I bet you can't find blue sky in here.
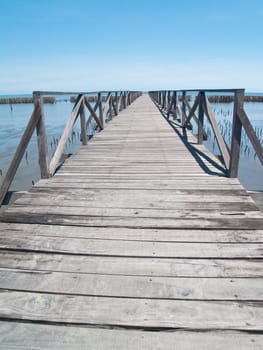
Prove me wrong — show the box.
[1,0,263,93]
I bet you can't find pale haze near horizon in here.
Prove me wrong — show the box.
[0,0,263,94]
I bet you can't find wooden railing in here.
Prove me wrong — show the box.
[0,90,142,206]
[149,89,263,178]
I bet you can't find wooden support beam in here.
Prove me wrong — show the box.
[183,97,207,141]
[237,108,263,165]
[183,93,200,128]
[102,93,112,124]
[84,97,103,130]
[49,95,83,175]
[203,95,230,169]
[229,89,263,177]
[85,95,100,130]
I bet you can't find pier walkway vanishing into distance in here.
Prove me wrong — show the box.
[0,92,263,349]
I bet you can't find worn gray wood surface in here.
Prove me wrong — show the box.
[1,290,263,330]
[0,269,262,300]
[1,322,262,350]
[0,94,262,348]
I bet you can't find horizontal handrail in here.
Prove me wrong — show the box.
[33,90,141,96]
[149,89,263,178]
[0,90,142,206]
[150,88,244,93]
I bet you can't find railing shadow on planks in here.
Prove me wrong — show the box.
[0,90,142,206]
[149,89,263,178]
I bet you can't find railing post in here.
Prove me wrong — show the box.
[33,92,50,178]
[167,91,170,116]
[115,92,119,115]
[123,92,127,109]
[98,92,104,129]
[127,92,131,105]
[198,92,205,144]
[159,92,162,105]
[162,91,166,109]
[229,89,245,177]
[109,95,113,120]
[117,92,122,112]
[182,91,186,125]
[80,97,88,145]
[173,91,177,120]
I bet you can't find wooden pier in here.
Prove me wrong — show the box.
[0,94,263,349]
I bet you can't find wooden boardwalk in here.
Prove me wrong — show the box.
[0,94,263,349]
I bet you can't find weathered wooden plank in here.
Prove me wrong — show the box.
[38,176,244,185]
[38,175,244,184]
[3,204,262,220]
[1,251,262,278]
[59,167,205,174]
[1,291,263,330]
[62,162,218,168]
[12,186,257,211]
[40,176,242,183]
[31,183,245,191]
[13,197,257,211]
[37,175,244,184]
[1,210,262,230]
[1,322,262,350]
[1,232,262,257]
[0,269,262,300]
[56,172,223,178]
[15,187,253,201]
[1,223,263,243]
[32,185,246,197]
